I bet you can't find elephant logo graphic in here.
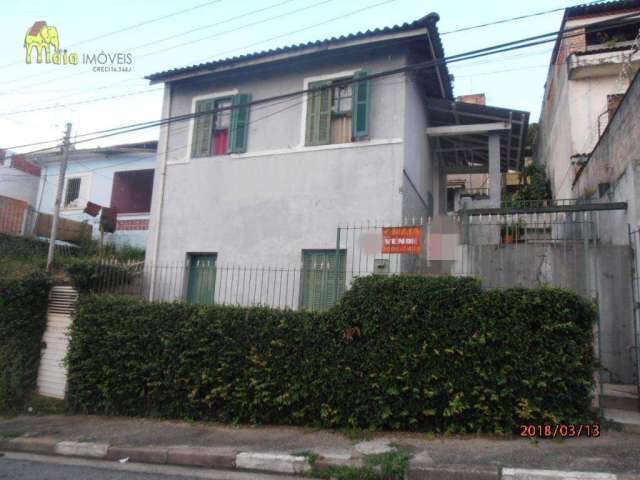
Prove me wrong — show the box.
[24,21,77,65]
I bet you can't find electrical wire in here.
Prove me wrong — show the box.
[4,8,640,155]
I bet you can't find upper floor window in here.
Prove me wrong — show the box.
[305,70,370,146]
[191,94,251,158]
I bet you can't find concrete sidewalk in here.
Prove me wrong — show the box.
[1,415,640,479]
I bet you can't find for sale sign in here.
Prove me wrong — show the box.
[382,226,422,254]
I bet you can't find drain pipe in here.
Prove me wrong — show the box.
[148,83,172,301]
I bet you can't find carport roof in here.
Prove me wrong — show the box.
[424,97,530,174]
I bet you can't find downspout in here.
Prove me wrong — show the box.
[149,82,172,300]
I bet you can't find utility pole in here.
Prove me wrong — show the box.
[46,123,72,272]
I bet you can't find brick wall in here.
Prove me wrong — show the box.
[116,218,149,231]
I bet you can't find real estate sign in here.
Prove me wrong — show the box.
[382,226,422,254]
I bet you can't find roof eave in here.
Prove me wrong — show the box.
[147,27,429,85]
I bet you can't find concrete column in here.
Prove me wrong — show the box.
[489,133,501,207]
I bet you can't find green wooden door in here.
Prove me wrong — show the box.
[301,250,346,311]
[186,254,217,305]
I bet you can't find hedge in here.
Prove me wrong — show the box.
[66,276,596,432]
[0,272,51,412]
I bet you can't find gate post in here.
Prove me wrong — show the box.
[334,226,341,306]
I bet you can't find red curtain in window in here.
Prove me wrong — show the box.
[212,130,228,156]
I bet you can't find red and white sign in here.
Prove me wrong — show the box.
[382,226,422,254]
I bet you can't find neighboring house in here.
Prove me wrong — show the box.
[0,150,41,207]
[31,141,157,248]
[536,0,640,199]
[573,68,640,241]
[0,151,41,235]
[145,12,528,305]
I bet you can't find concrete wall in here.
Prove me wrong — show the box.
[150,48,416,268]
[537,54,576,199]
[0,166,39,206]
[456,242,636,384]
[37,152,156,248]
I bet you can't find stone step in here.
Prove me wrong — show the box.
[601,384,639,412]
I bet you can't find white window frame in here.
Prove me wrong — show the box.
[299,69,359,148]
[179,89,239,165]
[62,173,92,211]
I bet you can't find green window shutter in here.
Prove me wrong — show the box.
[305,81,331,146]
[187,254,217,305]
[324,250,346,308]
[302,251,324,311]
[191,99,215,158]
[301,250,346,311]
[352,70,371,140]
[229,93,251,153]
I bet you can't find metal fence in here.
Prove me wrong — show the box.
[628,226,640,388]
[90,209,613,309]
[92,218,435,311]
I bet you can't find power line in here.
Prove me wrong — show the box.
[5,9,640,155]
[0,0,396,118]
[0,0,226,71]
[0,0,331,96]
[0,76,408,183]
[0,87,164,116]
[440,0,605,35]
[0,0,302,92]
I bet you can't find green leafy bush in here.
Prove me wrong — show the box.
[64,259,132,292]
[0,272,51,412]
[66,276,596,432]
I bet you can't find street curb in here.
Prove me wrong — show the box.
[502,468,617,480]
[236,452,311,474]
[167,446,236,469]
[2,438,640,479]
[0,437,58,455]
[55,441,110,458]
[106,445,168,464]
[408,463,500,480]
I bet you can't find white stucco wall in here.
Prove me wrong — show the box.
[0,166,39,206]
[402,75,432,220]
[149,48,419,269]
[36,152,156,248]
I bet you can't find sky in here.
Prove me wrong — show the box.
[0,0,574,153]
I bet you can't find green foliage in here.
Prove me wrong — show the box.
[64,259,132,292]
[312,452,409,480]
[0,272,51,412]
[0,234,49,258]
[66,276,596,432]
[510,162,550,208]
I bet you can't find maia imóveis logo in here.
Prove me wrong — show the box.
[24,21,78,65]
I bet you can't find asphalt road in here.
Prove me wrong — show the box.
[0,452,309,480]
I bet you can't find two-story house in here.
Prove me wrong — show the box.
[145,12,528,307]
[536,0,640,200]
